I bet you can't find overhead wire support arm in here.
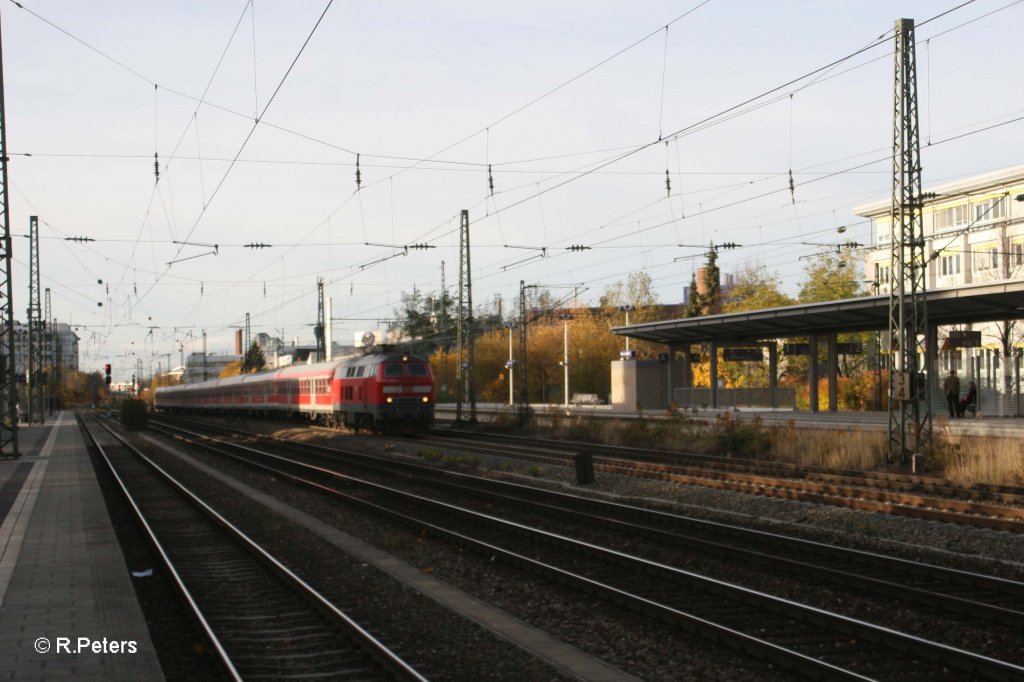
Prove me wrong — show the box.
[166,249,218,266]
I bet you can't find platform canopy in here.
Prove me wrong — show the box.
[612,281,1024,345]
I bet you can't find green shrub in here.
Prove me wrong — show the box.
[418,446,444,462]
[708,413,774,458]
[120,399,148,431]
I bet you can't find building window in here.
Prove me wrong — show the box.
[973,196,1006,224]
[974,246,999,271]
[939,254,960,276]
[933,204,971,231]
[873,263,890,291]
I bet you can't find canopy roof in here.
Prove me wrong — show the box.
[613,281,1024,345]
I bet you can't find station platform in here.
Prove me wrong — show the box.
[0,411,164,680]
[437,402,1024,438]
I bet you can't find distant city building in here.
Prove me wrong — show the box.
[2,320,80,379]
[183,353,241,383]
[180,338,360,382]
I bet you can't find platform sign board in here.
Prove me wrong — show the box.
[783,343,809,356]
[723,348,763,361]
[891,371,912,401]
[947,330,982,348]
[836,342,863,355]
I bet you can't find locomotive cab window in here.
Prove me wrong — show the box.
[383,364,404,377]
[408,364,428,377]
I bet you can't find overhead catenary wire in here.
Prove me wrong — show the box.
[12,0,1018,361]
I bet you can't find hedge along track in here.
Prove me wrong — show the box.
[79,415,427,682]
[145,417,1024,681]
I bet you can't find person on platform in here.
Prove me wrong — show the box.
[942,370,960,417]
[957,381,977,418]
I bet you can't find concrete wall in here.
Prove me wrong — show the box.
[610,360,667,411]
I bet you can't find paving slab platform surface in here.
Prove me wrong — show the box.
[0,411,164,681]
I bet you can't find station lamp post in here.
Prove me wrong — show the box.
[619,304,636,353]
[559,313,574,407]
[506,322,516,406]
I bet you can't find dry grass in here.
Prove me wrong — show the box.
[545,415,1023,486]
[930,429,1024,486]
[774,425,888,471]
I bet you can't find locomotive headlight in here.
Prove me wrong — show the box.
[386,397,393,404]
[421,396,429,403]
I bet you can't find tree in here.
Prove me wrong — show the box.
[393,288,455,356]
[685,271,702,318]
[219,360,242,378]
[797,246,873,401]
[799,247,863,303]
[722,266,794,313]
[601,271,659,310]
[241,342,267,373]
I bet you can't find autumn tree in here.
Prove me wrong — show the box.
[796,246,874,407]
[219,360,242,378]
[722,266,794,313]
[55,370,105,407]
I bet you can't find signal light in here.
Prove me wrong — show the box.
[104,363,112,386]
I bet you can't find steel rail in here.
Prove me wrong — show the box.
[146,418,1024,682]
[87,416,428,682]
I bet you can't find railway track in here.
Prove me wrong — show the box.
[79,415,427,682]
[145,416,1024,681]
[414,429,1024,531]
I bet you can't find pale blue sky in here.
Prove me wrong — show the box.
[2,1,1022,379]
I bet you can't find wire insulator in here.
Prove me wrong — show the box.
[665,169,671,198]
[154,153,160,183]
[355,153,362,190]
[488,164,495,196]
[788,169,795,204]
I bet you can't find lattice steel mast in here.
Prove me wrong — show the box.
[455,210,476,424]
[244,312,251,355]
[0,11,16,455]
[888,18,931,463]
[27,215,43,424]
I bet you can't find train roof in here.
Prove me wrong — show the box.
[155,348,429,395]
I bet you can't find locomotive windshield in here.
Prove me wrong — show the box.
[381,363,430,377]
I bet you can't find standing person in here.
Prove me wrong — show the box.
[943,369,960,417]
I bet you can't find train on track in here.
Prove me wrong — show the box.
[154,348,435,433]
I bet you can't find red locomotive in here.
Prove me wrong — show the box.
[154,349,434,433]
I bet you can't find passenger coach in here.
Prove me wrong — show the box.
[155,349,434,433]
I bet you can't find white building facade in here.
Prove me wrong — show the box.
[856,165,1024,413]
